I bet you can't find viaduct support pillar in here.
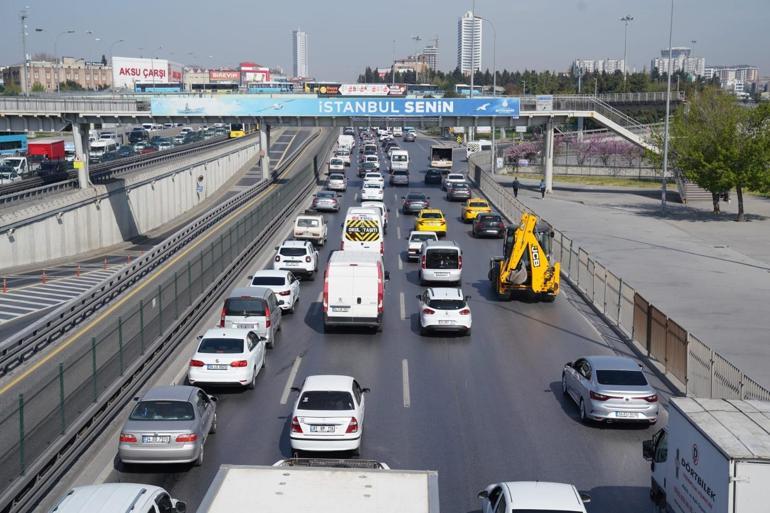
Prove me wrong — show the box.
[259,122,270,182]
[72,122,91,189]
[544,119,555,193]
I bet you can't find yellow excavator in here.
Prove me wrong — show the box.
[488,212,560,301]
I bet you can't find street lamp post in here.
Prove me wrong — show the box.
[109,39,124,66]
[391,39,396,86]
[20,10,30,96]
[478,16,497,171]
[54,29,76,94]
[620,15,633,91]
[661,0,674,212]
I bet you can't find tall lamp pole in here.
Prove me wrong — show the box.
[54,29,76,94]
[661,0,674,212]
[20,9,31,96]
[620,15,633,91]
[391,39,396,86]
[479,16,497,170]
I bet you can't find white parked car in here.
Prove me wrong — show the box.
[417,288,472,336]
[329,157,345,172]
[363,172,384,186]
[290,375,369,454]
[407,231,438,261]
[248,270,300,313]
[360,182,384,201]
[188,328,267,389]
[273,240,319,279]
[327,173,347,192]
[478,481,591,513]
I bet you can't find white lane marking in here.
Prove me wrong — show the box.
[402,359,411,408]
[396,225,401,239]
[396,209,400,219]
[399,292,406,320]
[398,258,403,271]
[394,192,398,201]
[281,356,303,405]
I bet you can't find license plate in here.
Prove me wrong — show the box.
[616,411,637,418]
[435,272,448,276]
[238,324,257,329]
[439,320,455,325]
[309,425,336,433]
[207,364,228,370]
[486,229,498,233]
[331,306,349,312]
[142,435,170,444]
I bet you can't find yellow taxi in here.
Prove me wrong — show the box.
[461,198,492,223]
[415,209,447,237]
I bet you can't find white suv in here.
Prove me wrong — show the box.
[273,240,319,279]
[47,483,187,513]
[478,481,590,513]
[417,288,472,336]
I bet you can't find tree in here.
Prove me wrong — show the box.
[31,82,45,93]
[2,83,21,96]
[661,88,770,220]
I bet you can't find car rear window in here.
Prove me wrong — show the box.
[406,194,426,200]
[596,370,648,386]
[298,391,355,410]
[317,192,335,198]
[329,174,344,180]
[478,215,501,222]
[421,212,443,219]
[469,201,487,207]
[411,233,437,242]
[130,400,195,421]
[364,183,381,189]
[427,298,466,310]
[251,276,286,286]
[198,338,244,354]
[393,171,408,176]
[224,297,267,316]
[452,183,469,189]
[392,155,407,161]
[426,249,459,269]
[279,247,308,257]
[297,218,320,227]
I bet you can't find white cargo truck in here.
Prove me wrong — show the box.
[643,397,770,513]
[196,462,439,513]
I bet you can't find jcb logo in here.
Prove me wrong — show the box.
[531,245,541,267]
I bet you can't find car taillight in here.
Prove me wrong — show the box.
[590,391,618,401]
[265,305,271,328]
[219,308,226,327]
[377,265,384,313]
[642,394,658,403]
[291,416,303,433]
[278,290,291,296]
[459,308,471,315]
[380,241,384,255]
[322,269,329,312]
[421,255,426,269]
[346,417,359,433]
[119,433,137,443]
[305,255,312,263]
[190,359,204,367]
[422,308,435,315]
[176,433,198,443]
[458,255,463,270]
[230,360,248,367]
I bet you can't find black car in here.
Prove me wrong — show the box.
[401,192,430,214]
[447,182,472,201]
[128,128,149,143]
[472,213,506,238]
[424,169,443,185]
[359,161,379,177]
[116,145,136,158]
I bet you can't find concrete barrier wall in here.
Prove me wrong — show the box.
[0,139,259,270]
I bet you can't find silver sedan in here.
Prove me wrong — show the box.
[118,385,216,466]
[561,355,659,424]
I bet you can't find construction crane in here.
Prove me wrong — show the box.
[488,212,560,301]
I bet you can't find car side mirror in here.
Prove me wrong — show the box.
[259,336,268,342]
[208,395,218,402]
[384,271,390,280]
[416,294,422,300]
[274,246,279,251]
[174,501,187,513]
[133,396,140,401]
[465,295,472,301]
[197,335,203,340]
[247,275,253,280]
[290,387,301,393]
[362,387,371,393]
[642,439,654,461]
[565,361,573,368]
[401,196,405,199]
[579,492,591,504]
[477,490,489,500]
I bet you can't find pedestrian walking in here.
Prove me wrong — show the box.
[539,179,546,199]
[512,177,520,198]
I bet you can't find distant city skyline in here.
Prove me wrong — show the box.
[2,0,768,82]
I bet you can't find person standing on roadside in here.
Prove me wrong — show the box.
[512,177,520,198]
[539,179,546,199]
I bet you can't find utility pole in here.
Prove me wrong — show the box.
[391,39,396,86]
[20,9,29,96]
[620,15,634,92]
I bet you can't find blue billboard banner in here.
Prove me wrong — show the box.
[151,96,520,118]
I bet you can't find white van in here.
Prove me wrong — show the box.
[337,134,355,150]
[323,250,387,331]
[47,483,186,513]
[390,149,409,172]
[392,127,403,137]
[88,140,117,162]
[419,240,463,285]
[466,140,492,160]
[341,210,384,254]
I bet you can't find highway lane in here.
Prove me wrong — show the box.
[90,131,672,513]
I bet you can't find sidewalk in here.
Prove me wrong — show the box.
[496,174,770,390]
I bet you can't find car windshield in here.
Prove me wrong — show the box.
[596,370,648,386]
[280,247,308,256]
[130,400,195,421]
[329,174,344,180]
[421,212,442,219]
[297,218,320,227]
[452,183,469,189]
[251,276,286,286]
[224,297,267,316]
[411,233,437,242]
[392,155,407,161]
[478,215,501,222]
[469,201,488,207]
[426,250,459,269]
[331,159,343,165]
[427,298,466,310]
[393,171,408,176]
[198,338,244,354]
[298,391,355,410]
[364,183,381,189]
[317,192,335,199]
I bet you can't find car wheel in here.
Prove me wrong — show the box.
[210,413,218,434]
[247,368,256,390]
[419,272,426,286]
[561,374,568,396]
[420,325,428,336]
[287,300,295,314]
[463,327,471,337]
[579,399,588,424]
[262,351,267,370]
[194,445,205,467]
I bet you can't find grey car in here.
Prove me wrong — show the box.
[118,385,216,466]
[446,182,472,201]
[390,170,409,186]
[561,355,659,424]
[312,191,340,212]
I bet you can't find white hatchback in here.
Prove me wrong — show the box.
[188,328,267,389]
[407,231,438,260]
[327,173,347,192]
[361,182,384,201]
[249,270,300,313]
[363,172,384,186]
[479,481,590,513]
[418,288,472,336]
[290,375,369,454]
[329,158,345,172]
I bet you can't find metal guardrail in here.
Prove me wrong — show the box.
[468,154,770,403]
[0,128,333,513]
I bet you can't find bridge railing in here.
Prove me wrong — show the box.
[0,96,148,114]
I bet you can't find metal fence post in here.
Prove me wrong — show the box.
[174,271,179,319]
[91,337,97,402]
[139,299,145,355]
[710,350,715,398]
[616,278,623,327]
[158,285,163,337]
[187,260,192,305]
[59,363,65,434]
[118,316,124,376]
[603,268,608,314]
[19,393,25,475]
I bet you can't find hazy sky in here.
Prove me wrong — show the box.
[2,0,768,81]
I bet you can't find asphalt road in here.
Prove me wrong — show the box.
[92,132,673,513]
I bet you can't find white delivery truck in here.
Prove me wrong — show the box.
[197,462,439,513]
[643,397,770,513]
[430,145,453,169]
[323,251,387,331]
